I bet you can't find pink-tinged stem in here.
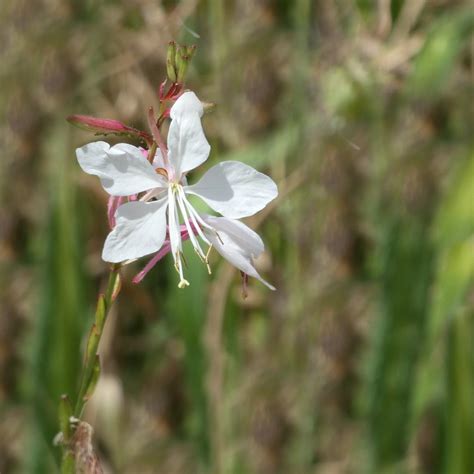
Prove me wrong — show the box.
[132,243,172,284]
[158,79,167,100]
[132,226,192,283]
[147,107,170,169]
[158,80,182,101]
[165,83,183,100]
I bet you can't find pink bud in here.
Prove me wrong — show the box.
[67,115,152,144]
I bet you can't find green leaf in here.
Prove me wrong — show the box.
[366,214,434,470]
[412,152,474,471]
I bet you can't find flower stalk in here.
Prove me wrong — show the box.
[75,265,121,417]
[59,265,121,473]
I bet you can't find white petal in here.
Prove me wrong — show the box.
[202,215,275,290]
[76,141,166,196]
[170,91,204,119]
[167,95,210,176]
[186,161,278,219]
[203,215,264,256]
[102,198,168,263]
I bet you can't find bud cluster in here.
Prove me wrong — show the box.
[166,41,196,84]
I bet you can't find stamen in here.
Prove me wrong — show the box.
[169,185,195,287]
[205,245,213,275]
[176,189,206,260]
[168,184,221,286]
[179,190,217,274]
[184,203,213,248]
[155,167,168,179]
[178,188,212,246]
[175,251,189,288]
[194,248,206,263]
[180,250,188,268]
[184,199,215,232]
[215,231,224,245]
[180,193,223,245]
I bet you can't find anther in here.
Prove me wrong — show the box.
[215,232,224,245]
[155,167,168,179]
[194,248,205,263]
[180,250,188,268]
[205,245,213,275]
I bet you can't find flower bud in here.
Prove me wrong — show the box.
[67,115,152,145]
[67,115,129,133]
[175,44,196,83]
[166,41,177,83]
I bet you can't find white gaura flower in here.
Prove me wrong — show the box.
[76,91,278,289]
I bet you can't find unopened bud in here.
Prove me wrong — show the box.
[66,115,152,145]
[166,41,177,83]
[175,44,197,83]
[184,44,197,59]
[67,115,129,133]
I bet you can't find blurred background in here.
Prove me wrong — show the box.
[1,1,473,473]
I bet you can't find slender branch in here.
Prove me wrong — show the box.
[74,265,121,416]
[147,106,169,168]
[60,265,121,473]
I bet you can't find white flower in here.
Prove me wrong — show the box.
[76,91,278,289]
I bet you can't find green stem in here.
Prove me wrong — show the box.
[60,452,75,474]
[60,265,121,474]
[74,265,121,416]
